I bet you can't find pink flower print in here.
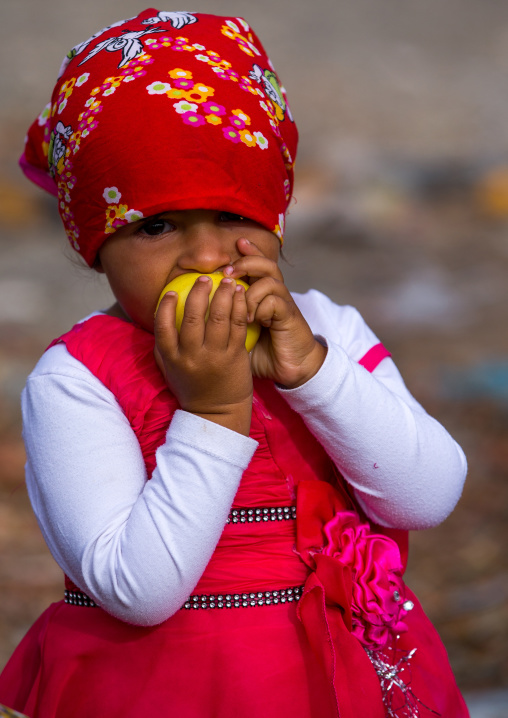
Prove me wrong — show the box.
[222,126,241,143]
[172,37,188,52]
[228,115,245,130]
[172,78,194,90]
[223,69,240,82]
[202,101,226,116]
[182,111,206,127]
[136,54,154,66]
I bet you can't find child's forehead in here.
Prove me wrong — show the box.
[21,9,298,266]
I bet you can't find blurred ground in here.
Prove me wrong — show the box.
[1,0,508,714]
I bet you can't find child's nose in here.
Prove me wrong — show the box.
[179,226,234,274]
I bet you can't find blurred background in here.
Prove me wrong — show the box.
[1,0,508,714]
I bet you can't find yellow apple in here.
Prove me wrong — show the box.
[156,272,261,352]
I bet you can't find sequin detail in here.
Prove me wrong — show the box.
[183,585,304,610]
[64,590,97,607]
[365,642,441,717]
[227,505,296,524]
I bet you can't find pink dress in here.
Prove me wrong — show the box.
[0,316,469,718]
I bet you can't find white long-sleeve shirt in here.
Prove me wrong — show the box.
[22,289,467,625]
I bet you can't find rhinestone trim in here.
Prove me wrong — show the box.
[64,585,305,611]
[227,505,296,524]
[64,589,97,607]
[183,585,304,610]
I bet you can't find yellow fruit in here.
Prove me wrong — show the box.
[157,272,261,352]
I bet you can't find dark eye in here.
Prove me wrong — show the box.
[138,217,175,236]
[219,211,247,223]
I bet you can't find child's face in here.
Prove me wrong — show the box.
[97,208,281,332]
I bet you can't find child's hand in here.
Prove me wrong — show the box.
[225,238,327,388]
[154,276,253,436]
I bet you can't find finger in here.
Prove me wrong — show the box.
[228,283,248,349]
[204,277,237,348]
[179,275,212,347]
[225,254,284,285]
[243,276,291,323]
[252,294,285,328]
[154,291,179,355]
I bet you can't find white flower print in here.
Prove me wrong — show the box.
[147,81,172,95]
[103,187,122,203]
[102,87,116,97]
[173,100,198,114]
[124,209,144,223]
[278,213,285,234]
[225,20,240,32]
[37,103,51,127]
[253,131,269,149]
[76,72,90,87]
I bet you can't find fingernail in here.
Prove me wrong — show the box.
[224,265,234,275]
[235,284,244,292]
[221,277,233,284]
[198,275,210,282]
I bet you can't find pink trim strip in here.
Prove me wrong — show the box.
[358,343,391,373]
[19,152,58,197]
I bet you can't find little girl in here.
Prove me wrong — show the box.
[0,9,469,718]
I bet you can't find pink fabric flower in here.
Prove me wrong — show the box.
[321,511,409,650]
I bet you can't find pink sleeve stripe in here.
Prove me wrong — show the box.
[358,343,391,373]
[19,152,58,197]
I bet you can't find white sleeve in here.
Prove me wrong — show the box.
[283,290,467,530]
[22,344,258,626]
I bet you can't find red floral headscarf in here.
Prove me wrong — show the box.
[20,9,298,266]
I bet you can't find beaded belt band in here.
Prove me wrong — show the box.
[65,585,305,610]
[64,590,97,607]
[183,585,304,610]
[227,505,296,524]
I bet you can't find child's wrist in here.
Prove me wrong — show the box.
[190,398,253,437]
[281,341,327,389]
